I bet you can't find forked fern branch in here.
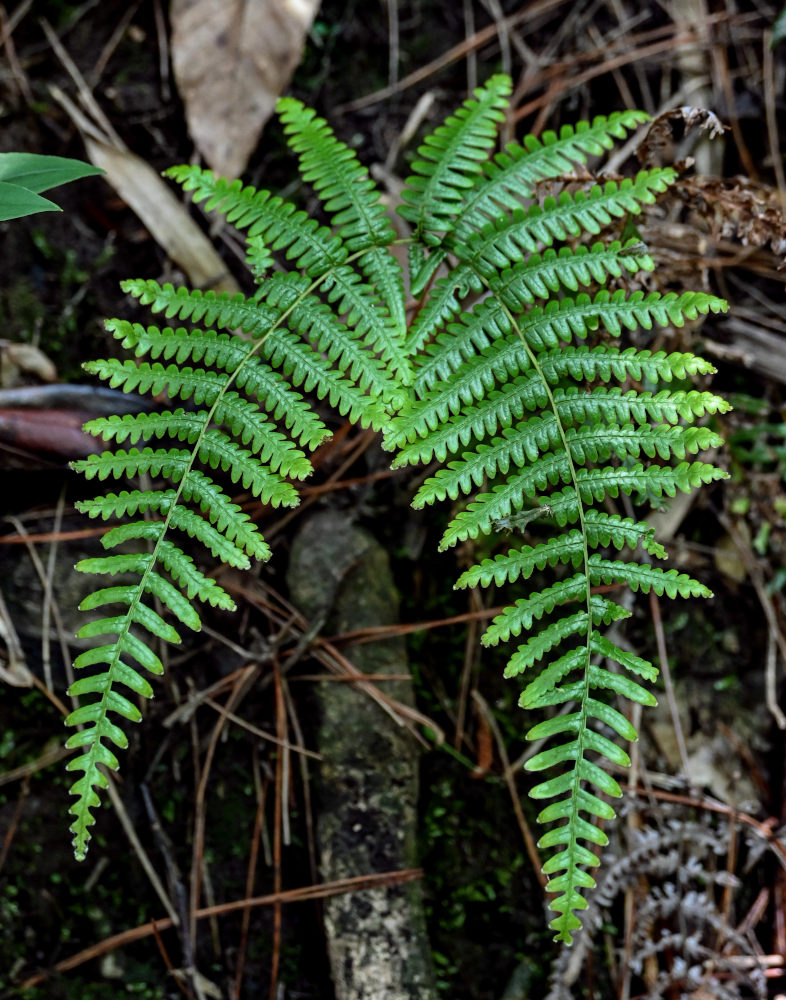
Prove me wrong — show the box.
[67,73,728,946]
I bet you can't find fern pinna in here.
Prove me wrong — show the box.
[67,73,728,942]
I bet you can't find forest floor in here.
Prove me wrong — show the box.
[1,2,786,999]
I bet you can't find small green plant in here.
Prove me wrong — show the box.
[65,75,728,941]
[0,152,103,221]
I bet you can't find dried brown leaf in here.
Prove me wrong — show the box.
[0,343,57,387]
[677,175,786,258]
[637,106,727,169]
[83,137,239,293]
[171,0,320,180]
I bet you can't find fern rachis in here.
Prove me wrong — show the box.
[66,73,728,943]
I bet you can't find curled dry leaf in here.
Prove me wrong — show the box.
[0,342,58,387]
[637,106,727,169]
[171,0,320,180]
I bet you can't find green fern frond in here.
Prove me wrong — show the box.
[399,73,512,242]
[66,73,729,946]
[455,110,649,237]
[67,90,418,860]
[385,80,728,942]
[277,96,408,365]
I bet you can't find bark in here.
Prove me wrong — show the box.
[287,509,436,1000]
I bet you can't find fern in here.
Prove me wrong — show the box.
[383,77,728,942]
[65,93,407,862]
[67,73,728,945]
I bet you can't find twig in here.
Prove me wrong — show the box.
[511,11,757,125]
[337,0,564,112]
[385,0,399,89]
[19,868,425,989]
[230,580,445,745]
[0,2,33,103]
[711,41,758,181]
[269,658,285,1000]
[107,777,180,928]
[189,667,260,944]
[463,0,476,94]
[321,602,505,646]
[0,741,71,786]
[763,30,786,215]
[0,774,29,876]
[153,0,170,101]
[233,744,265,1000]
[479,0,511,81]
[283,680,318,885]
[766,631,786,731]
[472,691,547,892]
[454,588,482,750]
[649,590,693,782]
[203,697,321,760]
[86,0,141,88]
[41,486,66,692]
[39,17,126,149]
[6,514,74,697]
[149,920,193,1000]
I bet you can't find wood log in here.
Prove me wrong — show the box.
[288,509,437,1000]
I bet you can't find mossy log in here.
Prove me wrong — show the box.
[288,509,436,1000]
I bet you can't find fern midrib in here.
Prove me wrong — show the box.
[496,293,595,941]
